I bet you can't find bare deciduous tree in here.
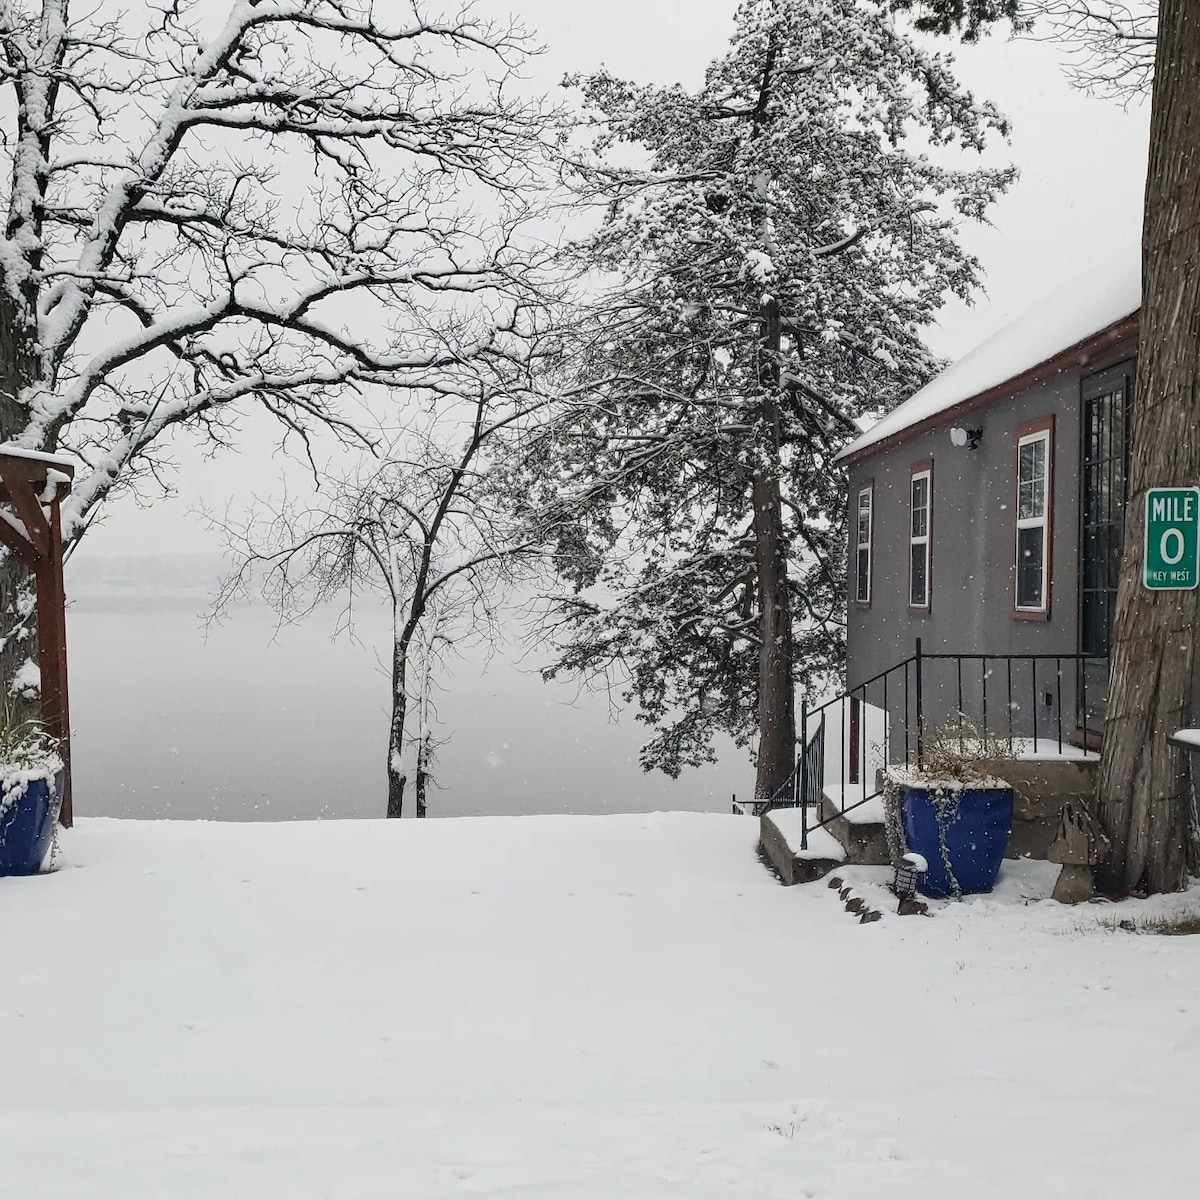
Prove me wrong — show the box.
[1024,1,1157,98]
[891,0,1157,98]
[0,0,552,725]
[212,365,556,818]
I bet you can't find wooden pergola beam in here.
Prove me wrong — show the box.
[0,449,76,826]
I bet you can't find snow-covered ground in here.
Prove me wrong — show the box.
[6,814,1200,1198]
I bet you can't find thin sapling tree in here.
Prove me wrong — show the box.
[213,364,556,818]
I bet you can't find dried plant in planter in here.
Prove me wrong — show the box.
[882,719,1016,898]
[0,700,62,817]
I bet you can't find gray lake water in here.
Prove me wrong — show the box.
[64,557,748,821]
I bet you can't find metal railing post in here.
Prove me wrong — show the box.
[915,637,925,769]
[1006,658,1014,752]
[849,694,861,784]
[981,657,988,745]
[800,694,809,851]
[1055,657,1064,753]
[1031,658,1038,752]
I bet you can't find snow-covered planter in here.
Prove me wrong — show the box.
[883,726,1015,899]
[0,722,63,877]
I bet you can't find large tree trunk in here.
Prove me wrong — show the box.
[753,295,797,800]
[1095,0,1200,895]
[0,288,42,729]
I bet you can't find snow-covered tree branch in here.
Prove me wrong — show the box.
[0,0,557,714]
[1023,1,1157,98]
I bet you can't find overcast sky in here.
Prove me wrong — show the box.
[75,1,1151,559]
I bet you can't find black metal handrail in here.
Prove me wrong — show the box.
[753,639,1109,852]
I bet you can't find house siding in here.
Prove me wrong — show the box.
[845,338,1137,746]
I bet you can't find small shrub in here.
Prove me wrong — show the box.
[0,697,61,815]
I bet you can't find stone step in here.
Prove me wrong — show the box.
[818,789,890,866]
[758,807,845,885]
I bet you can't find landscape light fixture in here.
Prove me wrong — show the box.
[892,852,928,906]
[949,425,983,450]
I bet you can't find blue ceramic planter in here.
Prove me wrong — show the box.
[0,771,60,876]
[900,784,1013,898]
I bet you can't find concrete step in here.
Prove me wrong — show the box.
[758,807,845,885]
[818,787,891,866]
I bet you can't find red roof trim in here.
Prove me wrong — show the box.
[839,312,1141,468]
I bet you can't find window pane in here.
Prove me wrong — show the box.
[1018,480,1040,520]
[1018,440,1036,481]
[1106,528,1123,591]
[1020,438,1045,480]
[910,544,927,606]
[1018,439,1046,520]
[856,548,869,602]
[911,475,928,538]
[1017,526,1044,608]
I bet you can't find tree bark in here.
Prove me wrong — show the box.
[0,286,43,729]
[753,295,797,799]
[387,761,406,819]
[415,732,431,819]
[1095,0,1200,894]
[386,631,409,819]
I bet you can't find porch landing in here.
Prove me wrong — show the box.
[762,751,1102,884]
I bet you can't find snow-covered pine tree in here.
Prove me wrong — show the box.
[541,0,1013,797]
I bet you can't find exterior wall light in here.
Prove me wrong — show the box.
[949,425,983,450]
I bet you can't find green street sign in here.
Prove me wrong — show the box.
[1144,487,1200,590]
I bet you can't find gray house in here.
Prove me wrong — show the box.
[830,247,1140,768]
[756,249,1152,876]
[761,251,1142,857]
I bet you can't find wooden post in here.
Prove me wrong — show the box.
[0,450,75,825]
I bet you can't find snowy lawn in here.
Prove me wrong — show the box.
[5,813,1200,1198]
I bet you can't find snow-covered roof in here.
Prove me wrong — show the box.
[0,443,76,471]
[836,243,1141,463]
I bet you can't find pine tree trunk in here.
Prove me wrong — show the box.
[753,296,796,800]
[1095,0,1200,895]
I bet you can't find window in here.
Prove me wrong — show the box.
[909,465,931,609]
[854,485,872,604]
[1080,377,1128,650]
[1015,420,1053,614]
